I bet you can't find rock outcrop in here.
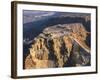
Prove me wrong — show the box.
[25,23,91,69]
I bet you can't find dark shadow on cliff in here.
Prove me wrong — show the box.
[23,16,91,69]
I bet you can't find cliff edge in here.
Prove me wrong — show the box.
[25,23,91,69]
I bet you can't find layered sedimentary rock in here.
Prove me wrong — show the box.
[25,23,91,69]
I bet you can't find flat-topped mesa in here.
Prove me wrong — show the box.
[25,23,91,69]
[43,23,89,39]
[43,23,90,53]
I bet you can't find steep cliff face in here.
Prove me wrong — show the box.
[25,23,91,69]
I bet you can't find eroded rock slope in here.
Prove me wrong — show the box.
[25,23,91,69]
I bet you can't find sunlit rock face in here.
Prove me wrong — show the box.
[25,23,91,69]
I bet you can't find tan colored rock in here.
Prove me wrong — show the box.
[25,54,55,69]
[25,23,91,69]
[53,38,64,67]
[25,55,36,69]
[63,36,73,57]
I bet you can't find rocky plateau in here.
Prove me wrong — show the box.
[25,23,91,69]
